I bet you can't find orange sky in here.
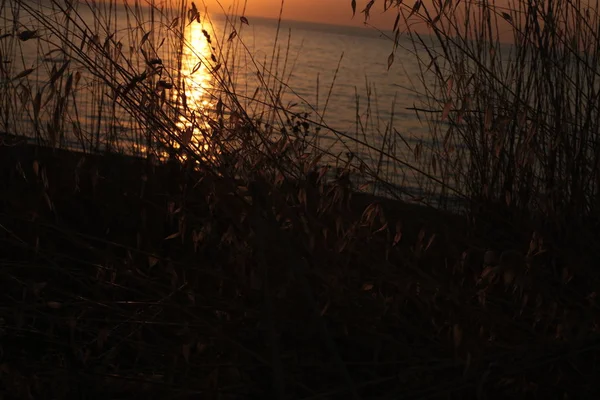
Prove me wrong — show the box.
[203,0,521,41]
[205,0,399,29]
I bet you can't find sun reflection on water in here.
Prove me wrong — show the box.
[176,19,216,153]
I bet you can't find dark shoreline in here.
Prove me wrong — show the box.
[0,132,468,236]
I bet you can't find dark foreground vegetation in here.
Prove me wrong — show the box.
[1,0,600,398]
[2,133,599,399]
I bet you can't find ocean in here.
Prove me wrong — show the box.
[5,0,449,197]
[187,13,437,184]
[216,15,428,134]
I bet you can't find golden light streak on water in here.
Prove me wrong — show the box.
[176,18,216,153]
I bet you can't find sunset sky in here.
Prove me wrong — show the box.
[205,0,399,29]
[203,0,519,41]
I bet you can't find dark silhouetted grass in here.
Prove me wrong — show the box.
[0,0,599,399]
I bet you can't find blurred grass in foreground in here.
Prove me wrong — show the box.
[0,0,599,398]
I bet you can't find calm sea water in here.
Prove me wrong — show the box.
[8,1,445,196]
[203,14,436,186]
[219,15,427,134]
